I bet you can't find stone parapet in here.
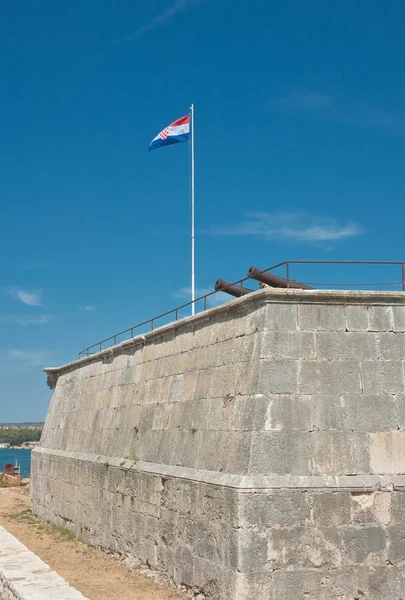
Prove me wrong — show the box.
[32,289,405,599]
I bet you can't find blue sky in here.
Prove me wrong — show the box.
[1,0,404,421]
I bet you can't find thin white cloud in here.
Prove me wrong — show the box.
[174,286,229,307]
[80,305,95,312]
[7,349,48,368]
[174,285,211,299]
[23,261,57,270]
[8,287,43,306]
[127,0,206,40]
[208,212,362,243]
[268,91,405,134]
[0,261,57,271]
[0,314,51,326]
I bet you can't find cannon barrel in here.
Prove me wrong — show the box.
[215,278,254,297]
[247,265,314,290]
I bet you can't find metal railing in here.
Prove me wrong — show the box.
[78,260,405,358]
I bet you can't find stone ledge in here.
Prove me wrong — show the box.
[33,447,405,492]
[0,525,87,600]
[43,289,405,383]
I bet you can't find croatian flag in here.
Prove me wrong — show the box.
[149,115,190,152]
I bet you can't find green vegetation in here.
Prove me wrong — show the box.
[9,509,77,541]
[54,524,76,541]
[0,428,42,446]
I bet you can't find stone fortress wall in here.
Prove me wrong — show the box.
[31,289,405,599]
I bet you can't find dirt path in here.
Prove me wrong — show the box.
[0,487,186,600]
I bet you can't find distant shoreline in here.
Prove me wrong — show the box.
[0,423,44,427]
[0,446,35,450]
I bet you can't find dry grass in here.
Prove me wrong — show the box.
[0,487,187,600]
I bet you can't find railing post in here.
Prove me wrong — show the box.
[78,260,405,355]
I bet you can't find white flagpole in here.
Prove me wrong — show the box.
[191,103,195,315]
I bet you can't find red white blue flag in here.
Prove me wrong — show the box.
[149,115,190,152]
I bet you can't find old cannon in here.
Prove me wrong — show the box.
[214,278,254,298]
[247,265,314,290]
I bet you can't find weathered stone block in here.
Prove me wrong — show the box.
[258,359,299,394]
[210,364,239,398]
[368,567,405,600]
[315,331,377,360]
[388,527,405,563]
[239,490,310,528]
[169,429,201,468]
[264,303,298,330]
[362,360,404,395]
[246,305,268,333]
[214,334,260,366]
[378,331,405,360]
[234,360,260,396]
[173,327,194,355]
[194,368,213,400]
[224,432,252,473]
[206,397,237,431]
[270,570,326,600]
[343,395,397,432]
[236,529,268,572]
[343,526,386,563]
[391,491,405,524]
[268,525,343,568]
[152,403,173,430]
[345,305,369,331]
[351,491,391,526]
[183,347,205,373]
[299,361,361,395]
[140,429,162,463]
[264,394,344,432]
[249,432,311,475]
[196,486,238,529]
[194,431,230,471]
[298,304,346,331]
[231,395,268,431]
[312,492,351,527]
[172,399,208,431]
[183,371,198,401]
[371,431,405,473]
[261,331,316,360]
[392,306,405,332]
[168,373,184,403]
[233,572,273,600]
[192,558,225,600]
[310,432,370,475]
[368,306,394,331]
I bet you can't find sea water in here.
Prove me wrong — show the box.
[0,448,31,477]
